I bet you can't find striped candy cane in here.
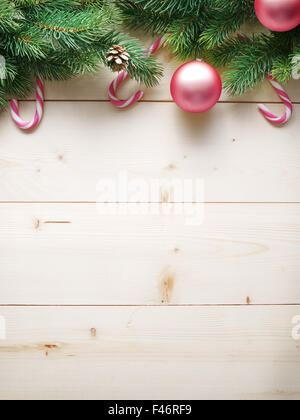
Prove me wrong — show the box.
[258,75,293,124]
[237,33,293,125]
[10,74,44,130]
[109,37,166,108]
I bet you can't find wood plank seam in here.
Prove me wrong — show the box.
[0,304,300,307]
[19,99,300,104]
[1,202,300,204]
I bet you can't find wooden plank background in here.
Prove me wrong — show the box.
[1,102,299,202]
[0,306,299,400]
[0,44,300,400]
[1,203,300,305]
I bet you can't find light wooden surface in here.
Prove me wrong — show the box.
[0,44,300,400]
[1,102,299,202]
[0,306,299,400]
[0,203,300,305]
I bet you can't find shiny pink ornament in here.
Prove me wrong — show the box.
[170,61,222,113]
[255,0,300,32]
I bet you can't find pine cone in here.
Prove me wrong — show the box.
[106,45,130,72]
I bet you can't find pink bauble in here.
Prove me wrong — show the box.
[255,0,300,32]
[170,61,222,113]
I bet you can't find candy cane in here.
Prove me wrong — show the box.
[10,74,44,130]
[258,75,293,124]
[109,37,166,108]
[237,33,293,125]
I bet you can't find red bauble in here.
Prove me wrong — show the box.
[255,0,300,32]
[170,61,222,113]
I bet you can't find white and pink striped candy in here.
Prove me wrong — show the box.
[10,74,44,130]
[237,34,293,125]
[109,37,166,108]
[258,75,293,125]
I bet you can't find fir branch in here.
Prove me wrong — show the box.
[1,65,34,98]
[0,0,22,32]
[0,86,7,110]
[0,55,18,83]
[200,10,249,49]
[223,34,282,96]
[130,0,208,16]
[272,56,293,84]
[289,40,300,80]
[14,0,77,8]
[94,30,163,86]
[30,9,103,49]
[116,0,174,35]
[166,18,204,60]
[208,35,247,67]
[35,49,101,80]
[1,27,46,59]
[0,0,163,108]
[115,0,299,95]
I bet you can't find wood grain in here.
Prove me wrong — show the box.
[0,306,299,400]
[0,102,299,203]
[1,203,299,305]
[1,37,299,400]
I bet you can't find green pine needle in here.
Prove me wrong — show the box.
[0,0,162,110]
[116,0,299,96]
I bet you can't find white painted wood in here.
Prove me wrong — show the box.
[0,203,299,305]
[1,102,299,202]
[0,306,299,400]
[2,35,299,401]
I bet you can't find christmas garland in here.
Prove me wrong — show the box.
[1,0,299,129]
[116,0,300,96]
[0,0,162,111]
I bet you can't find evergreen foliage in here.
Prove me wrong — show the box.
[0,0,162,110]
[116,0,300,96]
